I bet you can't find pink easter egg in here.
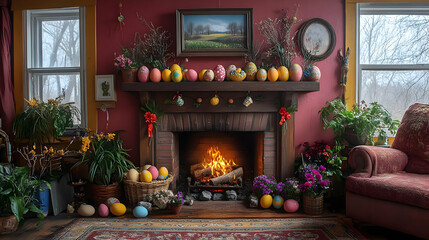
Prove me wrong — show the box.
[138,66,149,82]
[98,203,109,217]
[150,68,161,82]
[214,65,226,81]
[284,199,299,213]
[148,166,159,180]
[289,64,303,82]
[186,69,198,82]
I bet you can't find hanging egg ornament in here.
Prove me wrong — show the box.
[242,96,253,107]
[214,65,226,81]
[210,95,220,106]
[256,69,267,81]
[245,62,257,80]
[175,95,185,106]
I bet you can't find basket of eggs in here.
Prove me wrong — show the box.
[123,165,174,207]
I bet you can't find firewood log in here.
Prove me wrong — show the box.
[209,167,243,185]
[194,167,212,178]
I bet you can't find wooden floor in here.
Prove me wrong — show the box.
[1,201,422,240]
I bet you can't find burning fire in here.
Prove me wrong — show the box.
[202,146,237,178]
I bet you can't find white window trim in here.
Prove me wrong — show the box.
[23,7,87,130]
[356,2,429,104]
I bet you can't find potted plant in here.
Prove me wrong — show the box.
[0,164,48,234]
[319,98,400,146]
[167,191,184,214]
[73,131,135,205]
[298,165,330,215]
[114,47,138,82]
[13,92,80,145]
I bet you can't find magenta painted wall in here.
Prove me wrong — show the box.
[96,0,344,165]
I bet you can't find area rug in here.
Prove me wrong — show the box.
[51,217,366,240]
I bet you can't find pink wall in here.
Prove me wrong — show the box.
[96,0,344,165]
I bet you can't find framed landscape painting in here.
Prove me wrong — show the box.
[176,8,253,57]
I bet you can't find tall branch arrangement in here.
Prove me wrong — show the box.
[258,7,299,68]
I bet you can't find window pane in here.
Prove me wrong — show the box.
[360,15,429,64]
[41,18,80,68]
[30,73,81,124]
[360,70,429,121]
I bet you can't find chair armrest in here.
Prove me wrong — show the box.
[348,146,408,178]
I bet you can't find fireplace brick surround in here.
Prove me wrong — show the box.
[122,81,319,188]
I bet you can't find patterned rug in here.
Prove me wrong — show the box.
[51,217,366,240]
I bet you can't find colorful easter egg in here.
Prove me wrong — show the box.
[260,194,273,209]
[272,195,284,209]
[230,68,246,81]
[210,95,220,106]
[78,204,95,217]
[267,67,279,82]
[256,69,267,81]
[133,206,148,218]
[147,166,159,180]
[161,69,172,82]
[150,68,161,82]
[309,66,321,81]
[284,199,299,213]
[143,165,152,170]
[140,170,152,182]
[290,64,303,81]
[98,203,109,217]
[159,166,168,177]
[277,66,289,81]
[127,169,139,182]
[157,175,165,180]
[226,65,237,80]
[203,69,214,81]
[214,65,226,81]
[186,69,198,82]
[245,62,257,81]
[171,69,183,82]
[138,66,150,82]
[105,197,120,207]
[170,64,181,73]
[199,69,207,81]
[110,203,126,216]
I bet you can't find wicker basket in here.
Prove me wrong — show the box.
[303,194,324,215]
[87,183,122,206]
[124,174,174,207]
[0,215,18,234]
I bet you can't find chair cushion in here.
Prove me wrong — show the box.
[391,104,429,174]
[346,172,429,210]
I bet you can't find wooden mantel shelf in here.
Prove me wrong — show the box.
[121,81,319,92]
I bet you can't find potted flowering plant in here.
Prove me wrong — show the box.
[114,47,138,82]
[252,175,277,198]
[152,190,174,210]
[168,191,184,214]
[281,179,301,201]
[299,165,330,215]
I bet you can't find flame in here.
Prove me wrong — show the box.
[202,146,236,178]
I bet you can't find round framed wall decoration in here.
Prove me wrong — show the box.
[298,18,336,61]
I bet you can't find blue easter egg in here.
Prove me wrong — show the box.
[157,174,165,180]
[133,206,148,218]
[273,195,284,209]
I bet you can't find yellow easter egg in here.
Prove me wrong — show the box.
[171,69,183,82]
[260,194,273,209]
[210,95,220,106]
[140,170,153,183]
[277,66,289,81]
[161,69,172,82]
[159,167,168,178]
[268,67,279,82]
[170,64,181,73]
[110,203,126,216]
[199,69,207,81]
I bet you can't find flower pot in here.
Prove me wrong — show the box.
[35,183,50,217]
[0,215,18,234]
[87,183,122,206]
[168,204,182,215]
[121,69,137,82]
[344,127,367,146]
[303,194,324,215]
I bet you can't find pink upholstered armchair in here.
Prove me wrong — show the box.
[346,103,429,239]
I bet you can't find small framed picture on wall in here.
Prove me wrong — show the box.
[95,75,116,102]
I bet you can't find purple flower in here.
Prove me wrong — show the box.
[321,180,330,187]
[312,169,319,175]
[319,165,326,172]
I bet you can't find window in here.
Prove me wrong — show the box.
[357,3,429,121]
[25,7,86,127]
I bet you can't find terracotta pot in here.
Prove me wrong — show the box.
[168,204,182,215]
[0,215,18,234]
[121,69,137,82]
[87,183,122,206]
[303,194,324,215]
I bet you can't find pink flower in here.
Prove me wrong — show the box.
[319,165,326,172]
[304,182,312,188]
[321,180,330,187]
[312,169,319,175]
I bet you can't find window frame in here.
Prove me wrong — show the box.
[23,7,87,129]
[356,2,429,105]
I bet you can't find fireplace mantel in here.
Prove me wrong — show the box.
[121,81,319,92]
